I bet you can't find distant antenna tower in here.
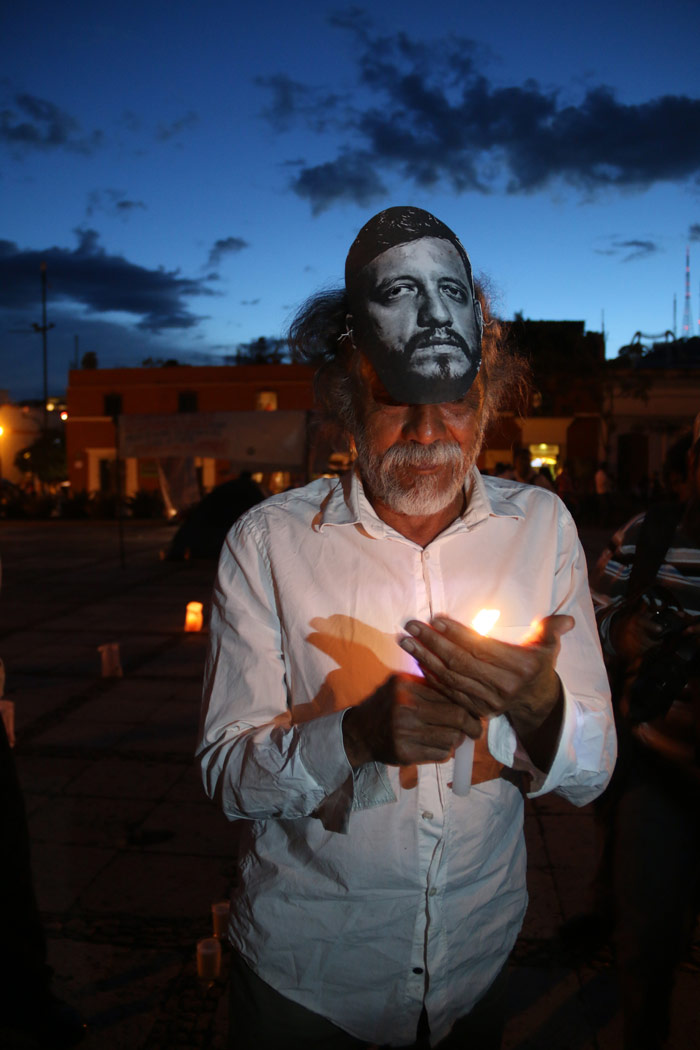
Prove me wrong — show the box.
[673,293,677,338]
[682,246,691,339]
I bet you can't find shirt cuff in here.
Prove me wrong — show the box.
[487,682,578,796]
[297,708,353,798]
[298,709,396,833]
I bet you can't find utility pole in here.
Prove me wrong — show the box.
[682,246,691,339]
[32,261,55,433]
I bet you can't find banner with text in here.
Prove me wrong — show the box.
[118,411,309,471]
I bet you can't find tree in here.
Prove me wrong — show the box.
[14,433,67,484]
[234,336,288,364]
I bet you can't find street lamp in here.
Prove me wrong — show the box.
[31,262,54,435]
[0,425,4,482]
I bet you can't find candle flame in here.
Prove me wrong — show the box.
[471,608,500,636]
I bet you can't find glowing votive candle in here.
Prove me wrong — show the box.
[452,609,501,797]
[184,601,203,632]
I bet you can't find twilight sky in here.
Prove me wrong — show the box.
[2,0,700,400]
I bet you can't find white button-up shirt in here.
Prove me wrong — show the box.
[198,469,615,1046]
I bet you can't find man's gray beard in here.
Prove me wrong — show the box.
[355,435,477,516]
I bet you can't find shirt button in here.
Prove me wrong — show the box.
[413,967,424,975]
[421,810,434,820]
[428,888,437,897]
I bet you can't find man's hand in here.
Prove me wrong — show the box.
[398,614,575,772]
[342,673,480,770]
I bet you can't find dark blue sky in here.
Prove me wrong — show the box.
[2,0,700,399]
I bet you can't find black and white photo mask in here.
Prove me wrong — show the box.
[345,206,483,405]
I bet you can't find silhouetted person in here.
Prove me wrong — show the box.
[575,422,700,1050]
[535,465,555,492]
[165,471,265,561]
[595,460,613,526]
[0,690,85,1048]
[513,448,535,484]
[555,460,578,518]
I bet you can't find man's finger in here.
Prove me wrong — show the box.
[526,614,575,647]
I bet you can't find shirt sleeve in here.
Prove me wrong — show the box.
[197,514,362,831]
[488,505,617,805]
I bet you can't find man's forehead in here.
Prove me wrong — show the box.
[363,237,469,287]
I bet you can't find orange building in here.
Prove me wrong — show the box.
[66,363,316,497]
[65,358,616,503]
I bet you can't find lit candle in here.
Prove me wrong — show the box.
[184,601,203,632]
[452,609,501,796]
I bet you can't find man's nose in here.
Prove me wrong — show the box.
[402,404,447,443]
[417,286,452,328]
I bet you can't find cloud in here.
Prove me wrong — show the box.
[207,236,249,268]
[240,298,260,306]
[86,189,147,220]
[0,228,215,333]
[291,150,388,215]
[260,17,700,212]
[256,74,343,133]
[595,237,660,262]
[689,223,700,242]
[0,92,103,154]
[156,110,199,141]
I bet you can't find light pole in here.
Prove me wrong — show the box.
[32,262,54,434]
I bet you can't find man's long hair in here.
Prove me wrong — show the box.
[288,283,530,443]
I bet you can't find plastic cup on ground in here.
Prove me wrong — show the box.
[212,900,230,938]
[196,937,222,979]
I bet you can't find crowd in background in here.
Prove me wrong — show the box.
[485,444,691,531]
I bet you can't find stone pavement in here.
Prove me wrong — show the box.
[0,521,697,1049]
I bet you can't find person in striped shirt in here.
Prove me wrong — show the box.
[588,416,700,1050]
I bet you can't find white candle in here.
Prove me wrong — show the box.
[452,736,475,796]
[452,609,500,797]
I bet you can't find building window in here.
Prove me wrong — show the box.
[256,390,278,411]
[104,393,122,418]
[178,390,198,413]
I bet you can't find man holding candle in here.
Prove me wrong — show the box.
[198,207,616,1049]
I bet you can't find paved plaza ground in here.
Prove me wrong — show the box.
[0,520,697,1049]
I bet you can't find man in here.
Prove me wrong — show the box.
[198,206,615,1049]
[588,418,700,1050]
[594,460,613,527]
[0,670,86,1049]
[513,448,536,485]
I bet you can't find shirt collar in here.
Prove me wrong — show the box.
[318,466,524,540]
